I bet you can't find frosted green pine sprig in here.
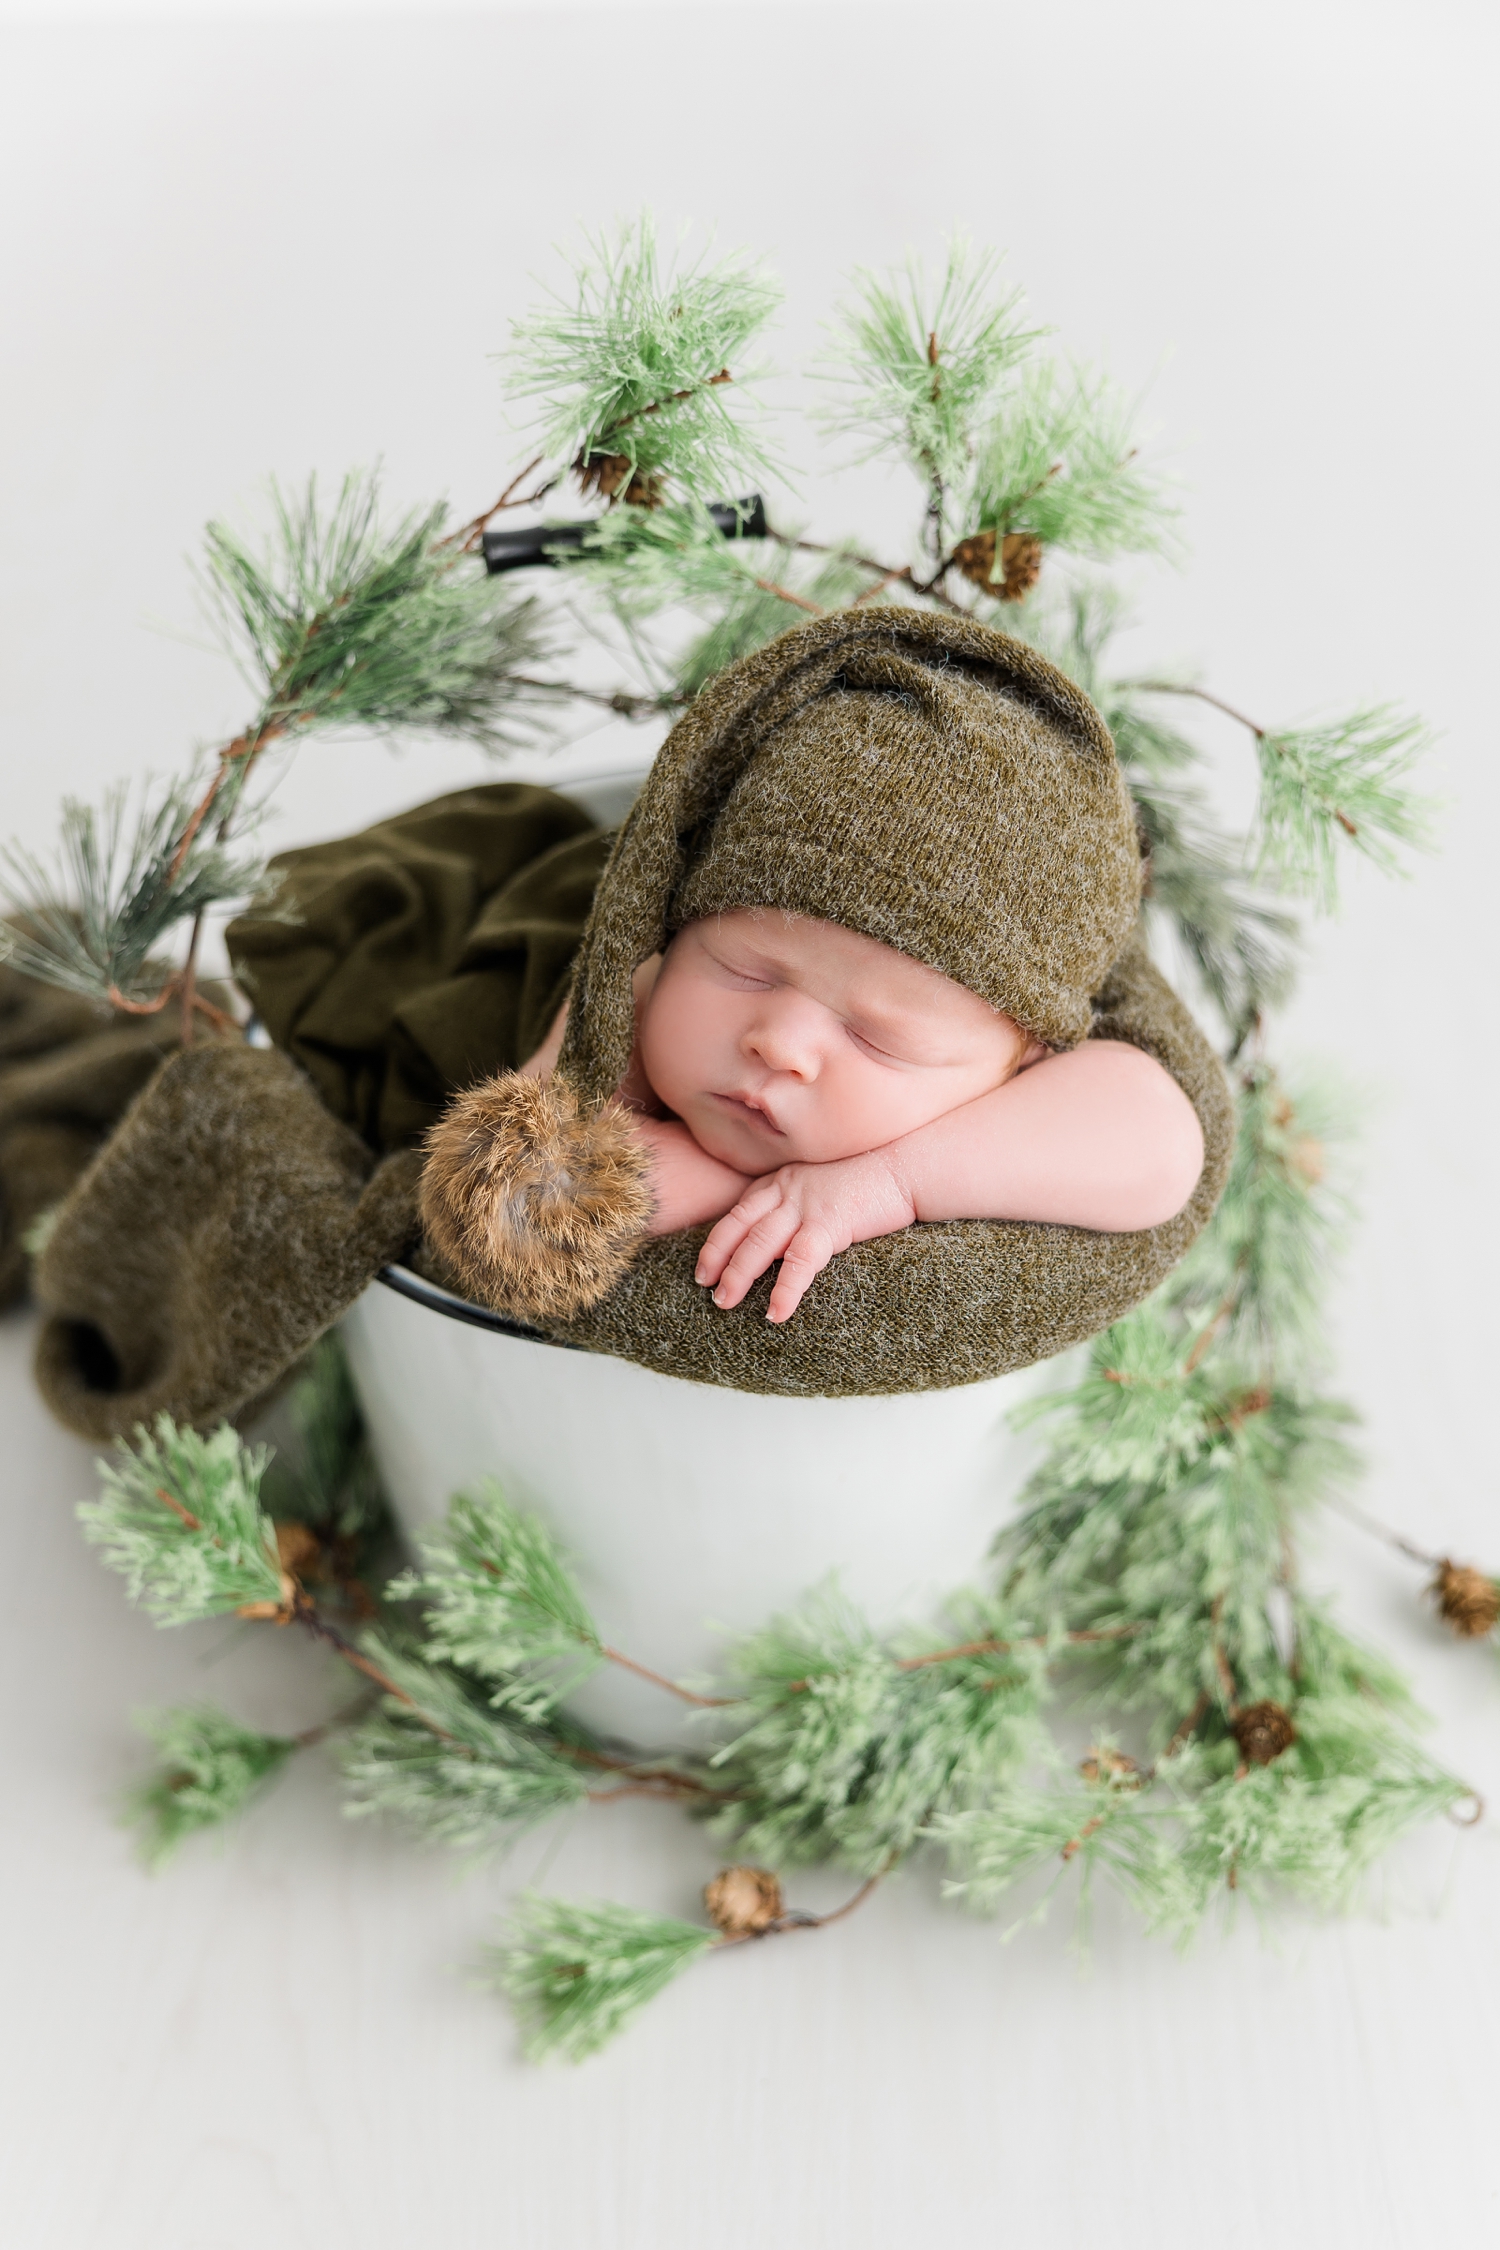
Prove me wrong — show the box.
[0,777,266,1009]
[963,361,1178,565]
[485,1895,716,2062]
[818,238,1038,494]
[80,1418,284,1625]
[504,216,780,508]
[202,469,550,752]
[340,1639,590,1853]
[706,1586,1050,1876]
[1252,706,1434,909]
[388,1484,603,1723]
[127,1705,298,1867]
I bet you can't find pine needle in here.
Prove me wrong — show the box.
[504,214,780,505]
[127,1705,297,1867]
[964,361,1178,562]
[340,1643,589,1852]
[707,1586,1048,1875]
[1253,707,1434,907]
[0,776,265,1007]
[817,237,1040,490]
[485,1894,715,2062]
[388,1484,602,1722]
[201,469,551,751]
[80,1418,284,1625]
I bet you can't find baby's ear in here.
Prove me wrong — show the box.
[418,1072,654,1321]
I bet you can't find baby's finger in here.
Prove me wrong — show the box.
[765,1225,835,1323]
[711,1205,803,1310]
[696,1184,779,1285]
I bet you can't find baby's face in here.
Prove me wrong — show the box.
[638,909,1033,1173]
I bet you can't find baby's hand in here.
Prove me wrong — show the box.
[696,1151,917,1323]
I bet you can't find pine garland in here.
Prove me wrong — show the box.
[10,219,1483,2061]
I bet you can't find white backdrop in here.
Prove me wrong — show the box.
[2,4,1498,2245]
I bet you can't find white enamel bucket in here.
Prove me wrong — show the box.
[341,1270,1067,1747]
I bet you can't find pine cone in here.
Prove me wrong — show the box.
[1079,1747,1142,1788]
[274,1520,322,1583]
[951,528,1043,602]
[419,1071,655,1321]
[1431,1560,1500,1639]
[1230,1700,1297,1766]
[704,1865,784,1938]
[575,451,664,508]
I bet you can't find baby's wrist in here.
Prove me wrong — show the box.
[852,1146,918,1235]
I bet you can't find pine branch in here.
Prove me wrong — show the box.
[388,1483,604,1723]
[1129,681,1434,908]
[80,1419,286,1625]
[503,215,780,508]
[201,469,551,753]
[486,1896,717,2062]
[961,361,1178,566]
[0,778,266,1011]
[705,1587,1050,1875]
[340,1645,590,1852]
[817,237,1040,495]
[126,1705,302,1867]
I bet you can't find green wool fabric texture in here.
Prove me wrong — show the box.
[34,1043,422,1442]
[227,783,612,1151]
[674,613,1141,1049]
[0,949,197,1308]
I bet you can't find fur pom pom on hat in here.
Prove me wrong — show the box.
[420,605,1147,1320]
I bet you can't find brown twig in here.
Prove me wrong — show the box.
[167,722,286,885]
[600,1644,732,1709]
[1327,1498,1440,1571]
[506,673,682,721]
[752,575,825,616]
[1209,1596,1237,1709]
[1127,679,1361,839]
[445,456,554,552]
[1061,1814,1106,1863]
[1164,1691,1210,1760]
[597,369,732,441]
[154,1485,203,1533]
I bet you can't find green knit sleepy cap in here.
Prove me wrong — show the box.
[558,607,1143,1103]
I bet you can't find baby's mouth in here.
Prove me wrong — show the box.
[711,1090,785,1134]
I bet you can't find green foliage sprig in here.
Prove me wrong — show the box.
[0,777,265,1009]
[504,214,780,507]
[203,471,548,753]
[340,1641,591,1852]
[81,1419,285,1625]
[818,238,1038,496]
[486,1895,717,2062]
[126,1706,300,1868]
[388,1485,604,1722]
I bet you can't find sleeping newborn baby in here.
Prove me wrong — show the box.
[420,606,1225,1339]
[520,905,1203,1325]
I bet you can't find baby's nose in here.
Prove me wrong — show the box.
[745,996,824,1076]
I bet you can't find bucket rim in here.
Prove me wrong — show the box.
[375,1263,583,1349]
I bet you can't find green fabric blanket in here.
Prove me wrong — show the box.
[25,780,1233,1438]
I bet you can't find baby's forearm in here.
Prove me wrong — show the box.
[880,1040,1204,1234]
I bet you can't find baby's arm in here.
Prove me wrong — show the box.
[699,1041,1205,1323]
